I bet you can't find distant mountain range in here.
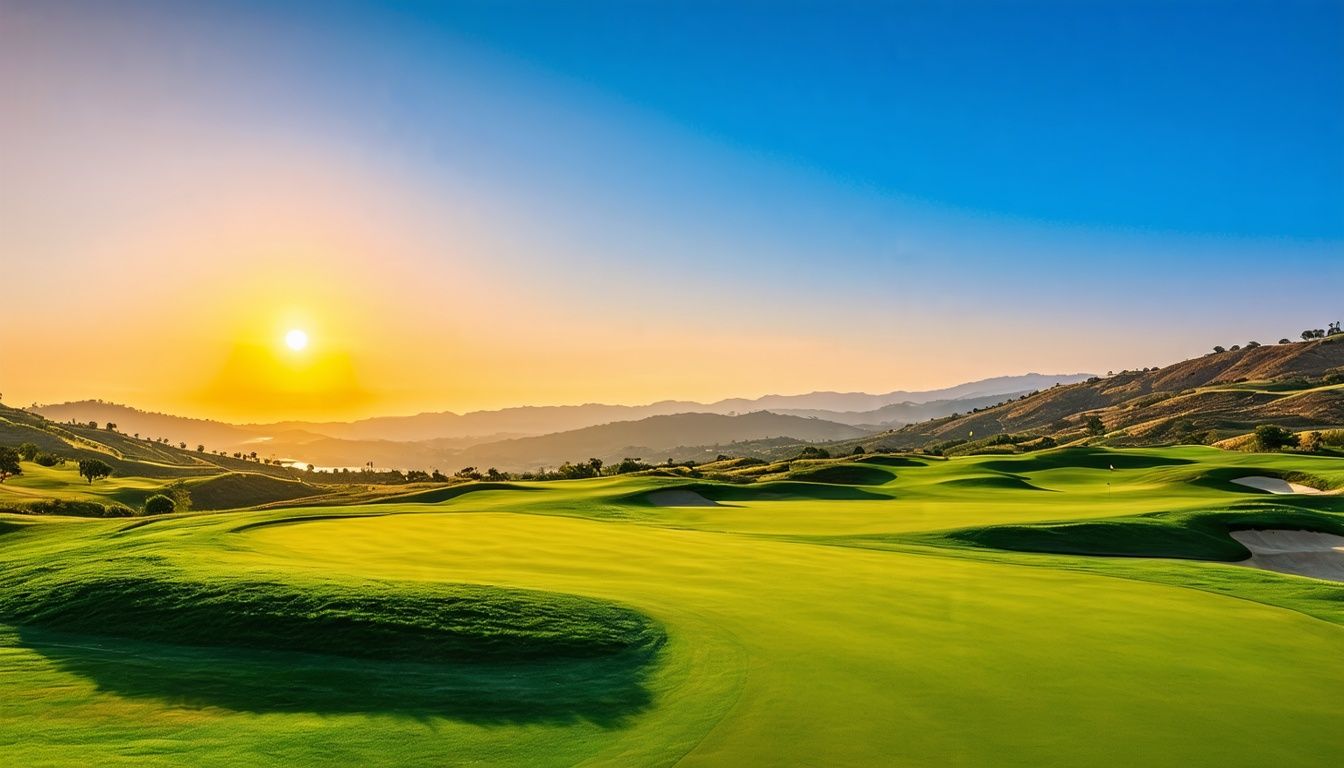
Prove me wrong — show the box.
[29,372,1091,471]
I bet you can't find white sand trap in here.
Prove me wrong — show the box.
[1230,476,1324,495]
[1231,529,1344,582]
[646,489,720,507]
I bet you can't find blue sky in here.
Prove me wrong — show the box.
[3,0,1342,416]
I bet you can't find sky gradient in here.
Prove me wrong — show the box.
[2,0,1342,421]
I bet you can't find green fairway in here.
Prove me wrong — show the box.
[3,446,1343,766]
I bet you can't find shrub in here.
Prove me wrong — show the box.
[142,494,176,516]
[33,453,64,467]
[7,499,136,517]
[1253,424,1299,452]
[17,443,40,461]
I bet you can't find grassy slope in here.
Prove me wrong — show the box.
[852,335,1344,451]
[1,446,1343,766]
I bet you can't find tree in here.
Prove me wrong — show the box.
[1253,425,1298,452]
[196,444,205,453]
[852,445,866,455]
[87,421,98,429]
[485,467,510,482]
[17,442,39,461]
[455,466,483,480]
[1229,345,1241,351]
[0,447,21,483]
[1279,338,1291,344]
[142,494,176,516]
[78,458,113,484]
[1212,346,1226,354]
[1085,415,1106,436]
[586,457,603,476]
[1245,341,1261,348]
[179,442,187,450]
[105,422,117,431]
[613,457,650,475]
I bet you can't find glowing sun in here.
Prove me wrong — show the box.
[284,328,309,351]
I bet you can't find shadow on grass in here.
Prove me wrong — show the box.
[937,474,1054,492]
[786,464,896,486]
[977,447,1195,473]
[20,627,659,726]
[855,455,929,467]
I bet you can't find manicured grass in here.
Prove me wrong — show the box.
[1,445,1342,766]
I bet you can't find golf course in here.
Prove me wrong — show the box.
[4,446,1343,767]
[6,2,1342,765]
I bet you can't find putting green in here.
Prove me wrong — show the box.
[2,446,1343,766]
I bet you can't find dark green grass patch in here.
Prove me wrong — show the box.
[0,576,663,663]
[706,481,889,501]
[17,626,657,725]
[854,455,928,467]
[786,464,895,485]
[937,474,1052,492]
[977,447,1195,473]
[909,507,1344,562]
[369,482,539,505]
[187,473,324,510]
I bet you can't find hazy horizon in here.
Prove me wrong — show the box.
[4,0,1340,422]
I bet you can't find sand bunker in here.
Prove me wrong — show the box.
[1230,476,1324,495]
[646,489,719,507]
[1231,529,1344,583]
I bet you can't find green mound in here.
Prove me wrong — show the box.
[855,455,928,467]
[0,576,664,663]
[370,482,538,505]
[942,518,1245,560]
[939,474,1050,491]
[924,507,1344,562]
[705,481,889,501]
[187,473,322,510]
[787,464,895,485]
[977,447,1194,473]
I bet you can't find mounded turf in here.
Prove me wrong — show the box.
[1,445,1343,766]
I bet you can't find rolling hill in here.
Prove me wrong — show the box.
[437,411,870,472]
[28,373,1087,469]
[856,336,1344,451]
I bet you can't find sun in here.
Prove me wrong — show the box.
[284,328,309,351]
